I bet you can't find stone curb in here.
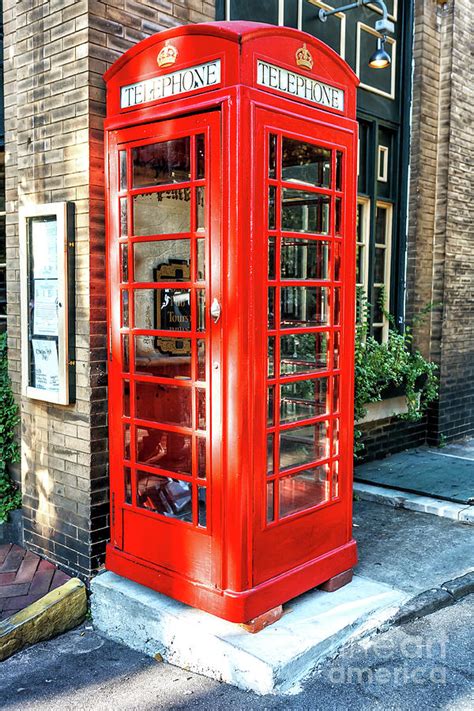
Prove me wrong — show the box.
[0,577,87,662]
[392,571,474,626]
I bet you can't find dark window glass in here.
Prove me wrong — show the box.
[133,138,190,187]
[136,382,192,428]
[281,238,330,280]
[137,471,192,522]
[136,427,192,475]
[282,138,331,188]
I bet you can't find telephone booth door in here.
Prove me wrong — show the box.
[107,111,222,586]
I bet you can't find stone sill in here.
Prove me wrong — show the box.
[357,396,409,425]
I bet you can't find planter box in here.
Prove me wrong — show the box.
[357,396,410,425]
[0,508,23,546]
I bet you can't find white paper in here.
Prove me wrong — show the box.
[33,279,58,336]
[32,339,59,392]
[32,219,58,279]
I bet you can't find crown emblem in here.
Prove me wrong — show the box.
[157,42,178,68]
[295,43,313,71]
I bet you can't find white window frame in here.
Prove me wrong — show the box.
[356,196,370,297]
[377,145,389,182]
[372,200,393,343]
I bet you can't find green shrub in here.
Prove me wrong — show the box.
[0,332,21,523]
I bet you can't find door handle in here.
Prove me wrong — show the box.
[210,297,221,323]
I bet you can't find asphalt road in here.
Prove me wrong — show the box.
[0,595,472,710]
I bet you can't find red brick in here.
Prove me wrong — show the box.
[240,605,283,634]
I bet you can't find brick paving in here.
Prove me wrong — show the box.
[0,544,71,621]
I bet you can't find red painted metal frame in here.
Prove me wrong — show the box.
[104,21,359,623]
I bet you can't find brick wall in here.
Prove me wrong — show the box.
[4,0,213,579]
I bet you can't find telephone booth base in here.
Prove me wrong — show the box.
[106,540,357,623]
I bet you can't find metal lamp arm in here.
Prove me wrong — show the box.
[318,0,395,35]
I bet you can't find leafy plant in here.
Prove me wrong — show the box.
[354,289,438,457]
[0,332,21,523]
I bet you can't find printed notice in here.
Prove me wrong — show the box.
[32,339,59,392]
[33,279,59,336]
[32,218,58,279]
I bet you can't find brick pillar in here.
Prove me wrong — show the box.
[4,0,214,579]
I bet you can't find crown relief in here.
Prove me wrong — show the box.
[295,43,314,71]
[157,41,178,68]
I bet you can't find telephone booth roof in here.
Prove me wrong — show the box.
[104,21,359,121]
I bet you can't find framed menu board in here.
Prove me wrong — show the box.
[20,203,75,404]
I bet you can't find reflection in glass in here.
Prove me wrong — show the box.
[282,189,330,234]
[198,437,206,478]
[122,335,129,372]
[123,380,130,417]
[334,241,341,281]
[197,339,206,380]
[268,287,275,329]
[374,246,385,283]
[268,336,275,377]
[124,466,132,504]
[279,421,328,471]
[333,375,340,413]
[282,138,331,187]
[269,133,277,178]
[333,331,340,369]
[134,335,191,379]
[196,134,205,179]
[136,427,192,475]
[281,286,329,327]
[280,333,329,375]
[198,487,207,528]
[132,137,190,187]
[280,377,329,424]
[332,460,339,499]
[120,243,128,283]
[196,186,205,231]
[334,287,341,326]
[137,470,192,522]
[281,238,329,280]
[267,434,274,474]
[268,185,276,230]
[121,290,129,327]
[134,288,191,331]
[123,424,131,460]
[197,388,206,430]
[267,480,274,523]
[335,197,342,235]
[336,151,343,191]
[136,381,191,427]
[133,188,191,236]
[268,237,275,279]
[279,465,329,518]
[119,151,127,191]
[133,239,190,283]
[197,239,205,281]
[197,290,206,332]
[333,419,340,456]
[375,205,387,244]
[267,386,274,426]
[120,197,128,237]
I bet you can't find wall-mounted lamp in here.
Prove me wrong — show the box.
[318,0,394,69]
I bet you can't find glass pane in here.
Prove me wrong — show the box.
[333,375,340,412]
[333,419,340,456]
[136,382,191,428]
[333,331,340,369]
[281,286,329,327]
[280,377,329,424]
[375,206,387,244]
[136,427,192,475]
[133,239,190,283]
[120,197,128,237]
[267,386,274,426]
[279,465,329,518]
[132,137,190,187]
[334,241,341,281]
[267,481,274,523]
[280,333,329,375]
[197,290,206,331]
[196,134,205,179]
[281,238,329,280]
[198,487,207,528]
[121,290,129,327]
[196,186,205,231]
[356,245,363,285]
[372,326,383,343]
[282,138,331,187]
[267,434,274,474]
[373,287,385,323]
[134,288,191,331]
[268,287,275,329]
[282,189,330,234]
[197,339,206,380]
[124,466,131,504]
[134,335,191,379]
[122,335,129,372]
[133,188,191,236]
[120,243,128,283]
[119,151,127,191]
[269,133,277,178]
[335,197,342,235]
[137,471,192,522]
[198,437,206,478]
[279,421,328,471]
[268,336,275,377]
[124,424,131,460]
[197,238,205,281]
[268,185,276,230]
[197,388,206,430]
[123,380,130,417]
[268,237,275,279]
[335,151,343,191]
[334,288,341,326]
[374,246,385,284]
[332,460,339,499]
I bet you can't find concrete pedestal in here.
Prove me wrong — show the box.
[91,571,407,694]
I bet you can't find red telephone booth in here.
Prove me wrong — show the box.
[104,21,359,623]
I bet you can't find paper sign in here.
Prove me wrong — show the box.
[32,339,59,392]
[32,219,58,279]
[33,279,59,336]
